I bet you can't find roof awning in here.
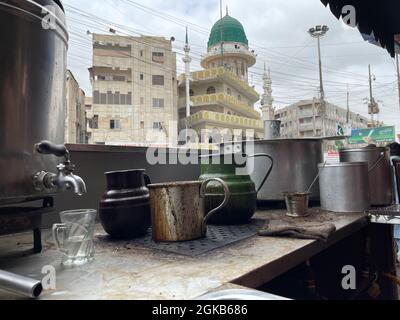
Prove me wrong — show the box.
[320,0,400,56]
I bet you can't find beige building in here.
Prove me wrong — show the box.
[178,13,263,142]
[275,99,369,138]
[87,34,178,145]
[65,70,87,144]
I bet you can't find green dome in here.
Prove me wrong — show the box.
[207,14,249,48]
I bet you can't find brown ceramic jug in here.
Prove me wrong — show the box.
[99,169,151,239]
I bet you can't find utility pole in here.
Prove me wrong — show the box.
[346,83,350,125]
[396,53,400,111]
[308,25,329,137]
[369,64,375,128]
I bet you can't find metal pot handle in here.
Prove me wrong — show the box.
[144,173,151,186]
[369,153,386,173]
[200,178,231,231]
[248,154,274,193]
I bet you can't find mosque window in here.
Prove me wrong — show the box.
[207,86,216,95]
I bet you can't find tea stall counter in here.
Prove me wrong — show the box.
[0,210,369,300]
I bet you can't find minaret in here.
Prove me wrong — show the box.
[182,27,192,119]
[261,63,274,121]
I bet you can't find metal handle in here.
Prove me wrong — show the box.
[248,154,274,193]
[52,223,67,254]
[369,153,386,173]
[35,141,68,158]
[200,178,230,231]
[144,173,151,186]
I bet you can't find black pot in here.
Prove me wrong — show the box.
[99,169,151,239]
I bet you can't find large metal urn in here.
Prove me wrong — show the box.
[222,139,323,201]
[0,0,76,205]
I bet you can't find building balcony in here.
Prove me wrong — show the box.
[201,47,257,69]
[180,110,263,133]
[298,111,315,118]
[178,92,261,120]
[178,67,259,102]
[298,123,315,131]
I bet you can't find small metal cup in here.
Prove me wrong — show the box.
[284,192,311,218]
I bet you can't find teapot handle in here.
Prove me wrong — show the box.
[200,178,230,233]
[248,154,274,193]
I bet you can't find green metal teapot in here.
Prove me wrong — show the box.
[199,153,273,225]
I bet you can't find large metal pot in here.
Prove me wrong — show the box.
[339,147,393,206]
[222,139,323,201]
[319,162,370,213]
[0,0,68,204]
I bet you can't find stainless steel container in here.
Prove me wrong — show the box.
[0,0,68,204]
[264,120,281,140]
[319,162,370,213]
[240,139,323,201]
[339,147,393,206]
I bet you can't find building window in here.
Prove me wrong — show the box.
[227,88,232,95]
[152,75,164,86]
[100,93,107,104]
[93,91,100,104]
[189,89,195,97]
[207,86,216,94]
[120,94,126,105]
[107,91,113,104]
[153,122,162,131]
[97,75,106,81]
[110,119,121,130]
[90,115,99,129]
[140,121,145,129]
[237,95,242,101]
[113,75,125,82]
[140,97,144,105]
[152,51,165,63]
[114,92,120,105]
[140,74,144,81]
[140,50,144,57]
[152,98,165,108]
[94,91,132,105]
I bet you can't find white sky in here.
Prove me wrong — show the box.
[63,0,400,132]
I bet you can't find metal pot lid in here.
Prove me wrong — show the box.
[340,146,388,153]
[318,162,369,168]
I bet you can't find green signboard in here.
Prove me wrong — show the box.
[349,126,396,144]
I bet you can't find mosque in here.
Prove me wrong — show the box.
[178,10,274,142]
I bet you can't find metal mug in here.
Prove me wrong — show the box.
[148,179,230,242]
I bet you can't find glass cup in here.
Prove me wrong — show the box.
[52,209,97,266]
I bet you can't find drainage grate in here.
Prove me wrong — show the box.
[132,219,265,257]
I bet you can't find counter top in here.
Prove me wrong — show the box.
[0,209,368,300]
